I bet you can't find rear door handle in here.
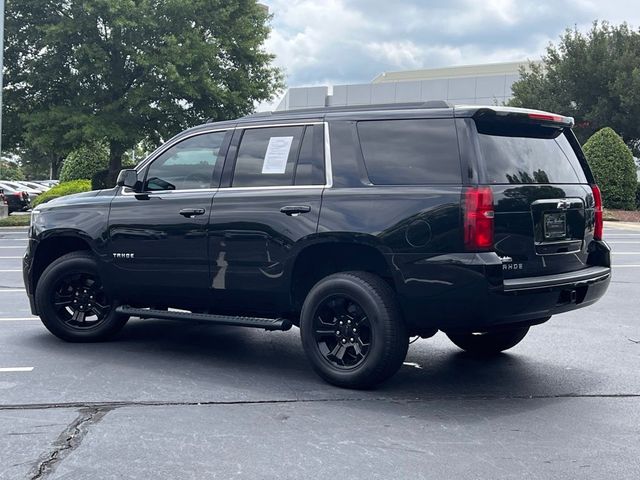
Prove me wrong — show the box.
[179,208,206,218]
[280,205,311,216]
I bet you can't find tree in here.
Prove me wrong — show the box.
[4,0,284,181]
[583,127,637,210]
[509,22,640,154]
[0,159,25,180]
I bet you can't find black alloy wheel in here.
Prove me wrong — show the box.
[313,295,372,369]
[52,272,112,330]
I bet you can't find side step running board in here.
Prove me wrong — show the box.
[115,306,293,331]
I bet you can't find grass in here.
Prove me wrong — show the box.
[0,214,31,227]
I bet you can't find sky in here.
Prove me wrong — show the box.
[261,0,640,92]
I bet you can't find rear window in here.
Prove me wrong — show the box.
[357,119,461,185]
[477,124,588,184]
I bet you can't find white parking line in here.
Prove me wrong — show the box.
[0,317,39,321]
[0,246,26,249]
[0,367,34,373]
[0,270,22,272]
[614,265,640,268]
[0,256,22,259]
[611,252,640,255]
[0,289,26,292]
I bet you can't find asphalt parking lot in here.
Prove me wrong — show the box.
[0,224,639,479]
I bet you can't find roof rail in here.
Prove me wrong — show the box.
[240,100,452,119]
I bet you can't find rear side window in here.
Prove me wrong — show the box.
[357,119,461,185]
[476,124,588,184]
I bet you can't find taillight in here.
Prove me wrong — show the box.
[591,184,603,240]
[464,187,494,251]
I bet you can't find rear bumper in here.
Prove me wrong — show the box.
[390,243,611,333]
[503,266,610,292]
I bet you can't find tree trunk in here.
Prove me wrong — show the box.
[108,141,125,186]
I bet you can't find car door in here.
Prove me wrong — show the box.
[107,129,232,307]
[209,122,327,314]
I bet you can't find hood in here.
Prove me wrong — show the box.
[35,189,105,211]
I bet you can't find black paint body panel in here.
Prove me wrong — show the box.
[24,105,611,334]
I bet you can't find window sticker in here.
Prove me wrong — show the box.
[262,136,293,174]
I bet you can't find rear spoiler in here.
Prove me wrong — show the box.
[469,107,574,128]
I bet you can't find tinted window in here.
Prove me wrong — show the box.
[233,126,304,187]
[478,128,588,184]
[145,132,226,191]
[294,125,325,185]
[357,119,461,185]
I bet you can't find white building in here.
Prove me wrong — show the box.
[276,60,540,111]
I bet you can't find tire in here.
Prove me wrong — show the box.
[35,251,129,342]
[446,326,529,355]
[300,271,408,389]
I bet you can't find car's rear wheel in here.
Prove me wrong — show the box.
[300,271,408,389]
[35,252,129,342]
[446,326,529,355]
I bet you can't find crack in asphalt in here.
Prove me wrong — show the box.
[28,407,112,480]
[1,393,639,413]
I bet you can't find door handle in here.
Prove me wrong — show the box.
[280,205,311,216]
[179,208,206,218]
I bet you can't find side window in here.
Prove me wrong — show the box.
[145,131,227,191]
[294,125,325,185]
[232,126,304,187]
[357,119,462,185]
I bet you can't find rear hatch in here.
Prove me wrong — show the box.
[473,109,596,279]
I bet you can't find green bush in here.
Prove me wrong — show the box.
[583,128,637,210]
[636,183,640,210]
[59,144,109,182]
[32,180,92,207]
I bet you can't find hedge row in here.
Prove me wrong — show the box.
[32,180,92,207]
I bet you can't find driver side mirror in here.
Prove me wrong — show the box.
[116,169,142,191]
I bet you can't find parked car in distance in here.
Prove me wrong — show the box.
[24,102,611,389]
[0,187,7,211]
[16,181,50,193]
[0,180,41,198]
[0,183,31,212]
[33,180,59,188]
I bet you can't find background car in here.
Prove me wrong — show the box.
[33,180,59,188]
[0,183,31,212]
[15,181,50,193]
[0,180,41,198]
[0,187,7,211]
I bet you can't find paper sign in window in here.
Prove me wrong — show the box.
[262,136,293,174]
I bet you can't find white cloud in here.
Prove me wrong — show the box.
[261,0,640,90]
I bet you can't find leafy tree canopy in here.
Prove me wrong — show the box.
[4,0,284,179]
[509,21,640,154]
[0,159,25,180]
[583,127,637,210]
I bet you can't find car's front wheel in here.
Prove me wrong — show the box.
[300,271,409,389]
[35,252,129,342]
[446,326,529,355]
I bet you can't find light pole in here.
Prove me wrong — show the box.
[0,0,5,176]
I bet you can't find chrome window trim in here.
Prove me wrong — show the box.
[122,121,333,196]
[236,121,324,129]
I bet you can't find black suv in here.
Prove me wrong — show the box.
[24,103,611,388]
